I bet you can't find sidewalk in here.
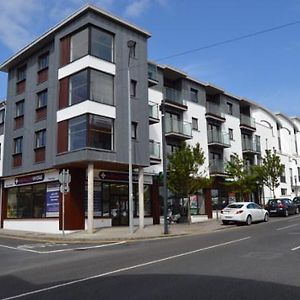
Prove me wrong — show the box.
[0,219,232,243]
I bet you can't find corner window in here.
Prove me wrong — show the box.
[38,52,49,71]
[69,70,88,105]
[17,65,26,82]
[91,27,114,62]
[68,115,87,151]
[14,137,23,154]
[190,88,198,103]
[35,129,46,148]
[70,28,89,62]
[192,117,198,130]
[16,100,24,117]
[130,80,137,98]
[37,90,48,108]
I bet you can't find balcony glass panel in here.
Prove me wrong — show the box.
[206,102,224,117]
[148,63,158,81]
[240,114,256,128]
[242,138,261,152]
[164,87,186,106]
[207,129,230,146]
[149,140,160,158]
[209,159,224,173]
[165,117,192,137]
[149,102,159,119]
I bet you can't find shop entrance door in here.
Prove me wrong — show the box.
[111,195,129,226]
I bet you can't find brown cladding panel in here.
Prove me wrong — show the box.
[14,116,24,129]
[37,68,48,84]
[13,154,22,167]
[59,77,69,110]
[57,120,68,153]
[60,36,70,67]
[35,148,46,163]
[16,80,26,95]
[35,107,47,122]
[59,168,85,230]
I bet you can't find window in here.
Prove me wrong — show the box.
[16,100,24,117]
[91,27,114,62]
[229,128,233,140]
[298,167,300,182]
[130,80,137,98]
[38,52,49,71]
[0,109,5,124]
[281,188,287,196]
[14,137,23,154]
[69,70,88,105]
[131,122,137,139]
[0,143,2,159]
[192,117,198,130]
[90,70,114,105]
[89,115,113,150]
[190,88,198,102]
[280,167,286,183]
[128,40,136,58]
[226,102,233,115]
[70,28,89,62]
[35,130,46,148]
[17,65,26,82]
[37,90,48,108]
[68,115,87,151]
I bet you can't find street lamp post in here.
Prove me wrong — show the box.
[127,40,136,234]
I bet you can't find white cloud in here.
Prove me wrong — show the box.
[124,0,150,18]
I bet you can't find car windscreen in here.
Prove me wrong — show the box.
[227,204,243,209]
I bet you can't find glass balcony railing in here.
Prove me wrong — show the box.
[242,138,261,153]
[149,102,159,120]
[164,87,186,106]
[207,129,230,146]
[209,159,225,174]
[148,63,158,82]
[165,117,192,137]
[240,114,256,128]
[149,140,160,159]
[206,102,224,118]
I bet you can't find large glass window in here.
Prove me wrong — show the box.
[69,70,88,105]
[14,137,23,154]
[89,115,113,150]
[35,129,46,148]
[16,100,24,117]
[90,70,114,105]
[91,28,114,62]
[69,115,87,150]
[37,90,48,108]
[70,28,89,62]
[38,52,49,70]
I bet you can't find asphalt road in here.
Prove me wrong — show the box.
[1,215,300,300]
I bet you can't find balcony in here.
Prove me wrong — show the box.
[209,159,226,176]
[207,130,231,148]
[240,114,256,131]
[242,138,261,154]
[205,102,225,122]
[149,102,159,124]
[165,117,192,140]
[163,87,187,111]
[149,140,161,164]
[148,63,159,87]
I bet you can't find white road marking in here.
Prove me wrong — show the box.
[0,241,126,254]
[276,224,299,231]
[1,236,251,300]
[291,245,300,251]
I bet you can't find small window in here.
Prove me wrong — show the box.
[37,90,48,108]
[35,130,46,148]
[0,109,5,124]
[14,137,23,154]
[16,100,24,117]
[38,52,49,71]
[17,65,26,82]
[130,80,137,98]
[128,40,136,58]
[190,88,198,102]
[131,122,137,139]
[229,128,233,140]
[227,102,233,115]
[281,188,287,196]
[192,117,198,130]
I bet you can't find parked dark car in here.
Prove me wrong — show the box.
[266,198,299,217]
[293,197,300,210]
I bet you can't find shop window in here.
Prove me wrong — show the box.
[91,27,114,62]
[70,28,89,62]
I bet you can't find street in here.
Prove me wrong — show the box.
[1,216,300,299]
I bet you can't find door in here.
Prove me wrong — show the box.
[111,195,129,226]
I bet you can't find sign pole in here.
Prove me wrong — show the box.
[62,191,65,236]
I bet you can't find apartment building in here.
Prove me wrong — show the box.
[0,4,300,233]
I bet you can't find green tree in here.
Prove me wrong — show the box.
[260,149,284,199]
[167,142,210,223]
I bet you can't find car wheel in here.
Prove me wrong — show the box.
[246,215,252,225]
[222,220,229,225]
[285,210,289,217]
[264,213,269,222]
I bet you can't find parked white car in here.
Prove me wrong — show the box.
[220,202,269,225]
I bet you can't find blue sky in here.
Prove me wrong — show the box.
[0,0,300,115]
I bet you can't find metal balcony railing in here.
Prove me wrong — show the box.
[207,129,230,147]
[209,159,225,174]
[240,114,256,128]
[148,102,159,120]
[206,102,224,118]
[164,87,186,106]
[165,117,192,137]
[149,140,160,159]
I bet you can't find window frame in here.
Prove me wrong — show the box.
[192,117,198,130]
[15,100,25,118]
[226,102,233,115]
[229,128,234,140]
[14,137,23,154]
[190,88,198,103]
[35,129,46,149]
[17,65,26,82]
[0,109,5,124]
[37,89,48,109]
[38,52,49,71]
[130,80,137,98]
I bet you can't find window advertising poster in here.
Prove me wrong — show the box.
[46,183,60,217]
